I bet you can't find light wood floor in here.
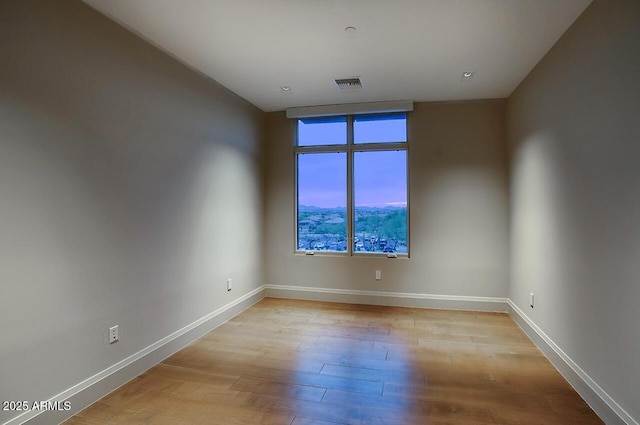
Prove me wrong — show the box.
[64,298,604,425]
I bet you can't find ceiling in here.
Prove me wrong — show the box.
[83,0,592,112]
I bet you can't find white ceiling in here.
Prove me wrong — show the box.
[83,0,592,112]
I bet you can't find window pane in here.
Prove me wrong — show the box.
[354,150,407,254]
[297,152,347,252]
[298,116,347,146]
[354,113,406,144]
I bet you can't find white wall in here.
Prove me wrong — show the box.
[264,100,509,306]
[507,0,640,422]
[0,1,264,423]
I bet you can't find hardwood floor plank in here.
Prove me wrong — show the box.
[63,298,605,425]
[298,342,388,361]
[319,364,424,386]
[321,388,496,424]
[231,376,326,402]
[291,417,347,425]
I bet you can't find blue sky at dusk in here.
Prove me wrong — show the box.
[297,151,407,208]
[354,150,406,207]
[354,115,406,144]
[297,153,346,208]
[298,117,346,146]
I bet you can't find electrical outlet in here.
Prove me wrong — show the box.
[109,325,119,344]
[530,292,535,308]
[375,270,381,280]
[226,278,232,291]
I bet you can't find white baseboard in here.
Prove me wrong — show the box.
[264,284,508,312]
[507,300,637,425]
[4,286,265,425]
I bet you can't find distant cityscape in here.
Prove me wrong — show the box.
[297,205,408,253]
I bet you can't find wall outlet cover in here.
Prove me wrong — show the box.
[109,325,119,344]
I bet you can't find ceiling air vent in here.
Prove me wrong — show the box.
[334,77,363,91]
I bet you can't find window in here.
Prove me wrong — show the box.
[298,116,346,146]
[297,152,347,252]
[354,114,406,144]
[296,113,408,255]
[353,150,407,254]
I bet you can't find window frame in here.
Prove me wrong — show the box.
[294,113,410,258]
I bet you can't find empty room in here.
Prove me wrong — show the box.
[1,0,638,424]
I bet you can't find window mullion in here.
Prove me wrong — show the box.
[346,115,354,256]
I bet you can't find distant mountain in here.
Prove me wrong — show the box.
[298,205,347,212]
[299,204,406,211]
[358,205,406,210]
